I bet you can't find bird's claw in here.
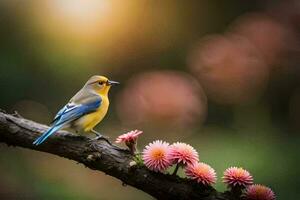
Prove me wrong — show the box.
[92,135,111,145]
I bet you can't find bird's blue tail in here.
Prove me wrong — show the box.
[33,124,63,145]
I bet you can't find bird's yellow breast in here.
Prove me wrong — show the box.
[75,96,109,132]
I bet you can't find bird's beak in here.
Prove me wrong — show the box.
[107,80,120,86]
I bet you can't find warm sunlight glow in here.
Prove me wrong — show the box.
[53,0,112,28]
[48,0,114,37]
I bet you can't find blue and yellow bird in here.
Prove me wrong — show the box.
[33,75,119,145]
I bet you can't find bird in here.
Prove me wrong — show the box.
[33,75,119,145]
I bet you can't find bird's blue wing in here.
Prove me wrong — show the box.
[51,103,73,124]
[33,96,101,145]
[51,103,72,124]
[51,102,82,125]
[55,99,101,126]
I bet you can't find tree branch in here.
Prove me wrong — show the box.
[0,111,231,200]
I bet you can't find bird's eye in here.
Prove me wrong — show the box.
[98,81,104,85]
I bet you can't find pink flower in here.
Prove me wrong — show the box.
[115,130,142,144]
[142,140,172,172]
[169,142,199,165]
[185,162,217,185]
[115,130,143,154]
[244,184,275,200]
[223,167,253,188]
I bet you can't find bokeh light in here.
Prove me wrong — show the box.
[228,13,289,66]
[188,34,269,105]
[116,71,207,129]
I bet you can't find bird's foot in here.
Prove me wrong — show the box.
[92,135,111,144]
[91,130,111,145]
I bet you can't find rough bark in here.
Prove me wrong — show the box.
[0,111,234,200]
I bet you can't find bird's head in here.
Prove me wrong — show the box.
[85,75,119,96]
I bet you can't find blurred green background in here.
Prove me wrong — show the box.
[0,0,299,199]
